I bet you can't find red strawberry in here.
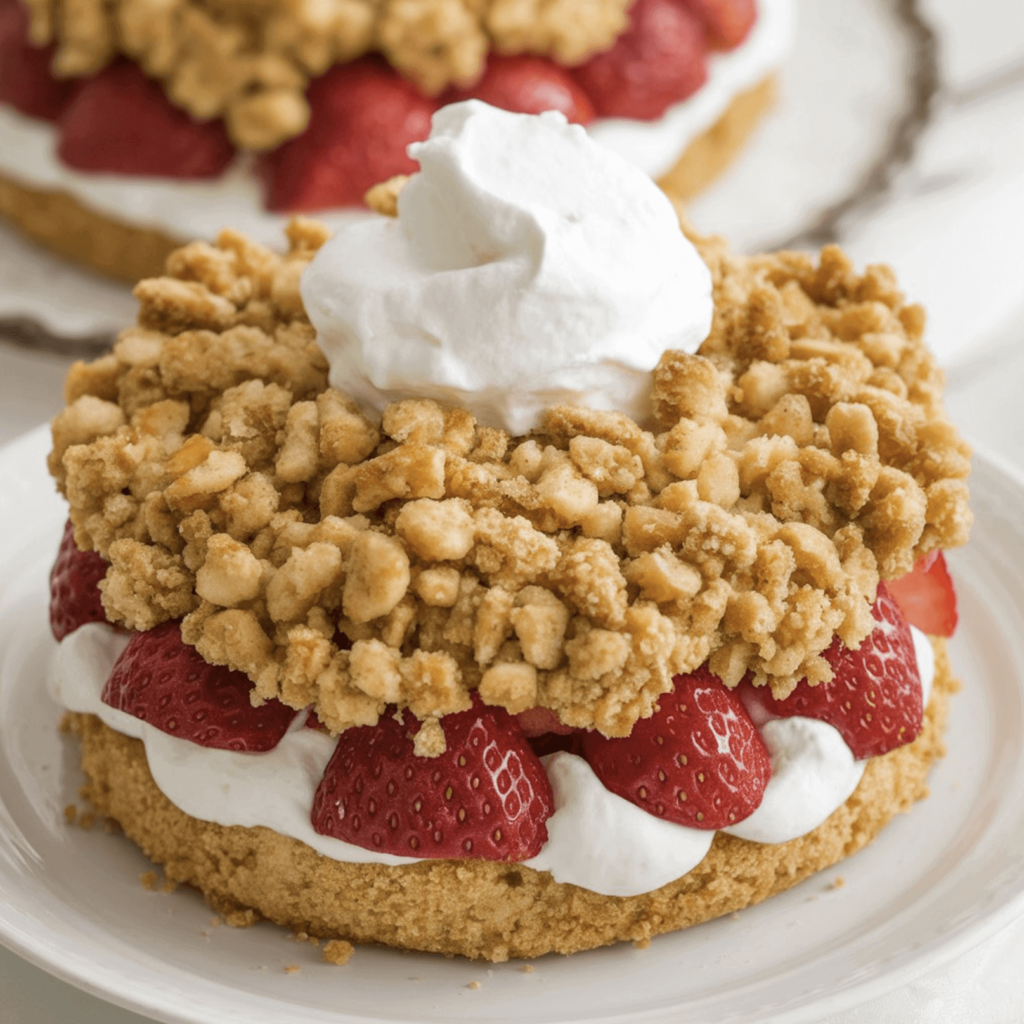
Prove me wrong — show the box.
[570,0,709,120]
[102,621,297,751]
[259,57,437,212]
[581,666,771,830]
[0,0,77,122]
[49,519,109,640]
[886,551,958,638]
[312,693,554,860]
[739,583,923,760]
[57,60,234,177]
[680,0,757,50]
[446,56,595,125]
[514,706,575,738]
[515,706,583,757]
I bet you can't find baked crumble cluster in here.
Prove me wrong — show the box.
[48,217,971,749]
[18,0,631,150]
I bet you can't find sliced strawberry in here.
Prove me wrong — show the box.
[57,60,234,177]
[739,583,923,760]
[259,57,437,212]
[0,0,77,122]
[570,0,709,120]
[581,666,771,830]
[886,551,958,638]
[312,693,554,860]
[446,56,595,125]
[514,706,575,738]
[49,519,109,640]
[514,706,583,757]
[102,621,297,751]
[680,0,757,50]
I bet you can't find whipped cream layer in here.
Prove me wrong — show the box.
[49,622,935,898]
[302,101,712,433]
[0,0,792,253]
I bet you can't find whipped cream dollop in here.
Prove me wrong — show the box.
[301,101,713,434]
[49,621,936,897]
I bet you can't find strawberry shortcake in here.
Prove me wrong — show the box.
[45,103,971,961]
[0,0,790,281]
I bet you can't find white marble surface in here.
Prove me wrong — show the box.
[2,0,1024,1019]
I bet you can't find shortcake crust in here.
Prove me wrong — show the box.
[63,639,955,961]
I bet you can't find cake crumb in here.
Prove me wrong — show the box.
[520,964,535,974]
[64,804,77,824]
[829,875,846,890]
[283,964,301,974]
[78,811,96,831]
[466,980,481,990]
[224,908,259,928]
[140,871,159,891]
[322,939,355,965]
[633,937,651,950]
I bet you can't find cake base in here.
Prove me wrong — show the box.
[656,75,776,201]
[63,638,955,963]
[0,171,177,282]
[0,77,774,285]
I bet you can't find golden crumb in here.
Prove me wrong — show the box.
[520,964,535,973]
[364,177,410,218]
[466,980,481,990]
[830,875,846,890]
[322,939,354,965]
[51,228,971,743]
[63,804,77,824]
[283,964,301,974]
[78,811,96,831]
[140,871,159,891]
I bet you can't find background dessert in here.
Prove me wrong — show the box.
[41,104,970,961]
[0,0,791,280]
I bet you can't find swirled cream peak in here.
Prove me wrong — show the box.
[301,101,713,435]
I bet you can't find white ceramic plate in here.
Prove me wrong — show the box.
[1,424,1023,1024]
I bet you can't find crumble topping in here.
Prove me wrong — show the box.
[18,0,630,150]
[49,219,971,743]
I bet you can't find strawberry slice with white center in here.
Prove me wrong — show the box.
[886,550,958,638]
[312,694,554,860]
[581,667,772,830]
[739,582,924,760]
[49,519,110,640]
[102,621,297,751]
